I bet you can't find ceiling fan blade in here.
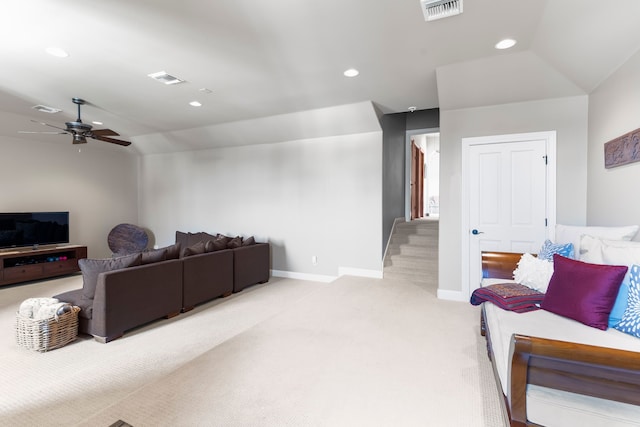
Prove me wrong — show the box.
[19,131,67,135]
[92,128,120,137]
[30,119,68,132]
[92,134,132,146]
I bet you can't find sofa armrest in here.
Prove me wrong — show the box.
[509,334,640,425]
[91,259,183,341]
[233,243,270,292]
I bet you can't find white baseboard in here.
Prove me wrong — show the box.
[271,270,336,283]
[338,267,383,279]
[436,289,467,302]
[271,267,383,283]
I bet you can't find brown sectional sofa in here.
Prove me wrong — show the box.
[182,249,233,311]
[54,231,270,343]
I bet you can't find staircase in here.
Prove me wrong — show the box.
[383,219,438,290]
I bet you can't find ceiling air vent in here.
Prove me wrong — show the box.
[420,0,463,22]
[147,71,185,85]
[32,105,61,114]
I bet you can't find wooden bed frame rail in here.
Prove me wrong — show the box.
[481,251,522,280]
[480,251,640,426]
[510,334,640,426]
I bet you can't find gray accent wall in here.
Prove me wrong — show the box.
[381,109,439,253]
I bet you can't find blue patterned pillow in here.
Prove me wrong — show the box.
[614,265,640,338]
[538,239,574,261]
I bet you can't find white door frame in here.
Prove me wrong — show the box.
[461,131,557,299]
[405,127,439,221]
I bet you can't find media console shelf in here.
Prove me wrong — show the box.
[0,245,87,287]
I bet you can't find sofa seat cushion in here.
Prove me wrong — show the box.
[80,253,142,300]
[483,302,640,399]
[527,384,640,427]
[53,289,93,320]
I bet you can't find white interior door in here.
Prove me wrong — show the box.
[462,132,556,298]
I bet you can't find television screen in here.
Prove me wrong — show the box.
[0,212,70,249]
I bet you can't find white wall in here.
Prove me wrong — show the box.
[0,137,139,258]
[438,95,589,294]
[587,49,640,226]
[139,132,383,279]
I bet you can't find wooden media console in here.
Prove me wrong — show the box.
[0,245,87,286]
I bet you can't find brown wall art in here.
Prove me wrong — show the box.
[604,127,640,169]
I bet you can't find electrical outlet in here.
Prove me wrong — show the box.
[311,255,318,265]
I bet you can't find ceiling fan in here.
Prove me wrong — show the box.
[24,98,131,146]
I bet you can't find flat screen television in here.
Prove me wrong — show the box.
[0,212,70,249]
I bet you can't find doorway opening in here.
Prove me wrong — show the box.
[406,130,440,221]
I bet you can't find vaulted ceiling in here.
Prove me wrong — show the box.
[2,0,640,153]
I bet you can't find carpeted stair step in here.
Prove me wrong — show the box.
[384,219,439,288]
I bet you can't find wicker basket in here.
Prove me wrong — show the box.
[15,306,80,352]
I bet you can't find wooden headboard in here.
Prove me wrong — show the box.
[481,251,523,279]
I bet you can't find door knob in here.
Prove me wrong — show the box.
[471,229,484,235]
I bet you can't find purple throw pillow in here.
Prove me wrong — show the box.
[541,254,627,330]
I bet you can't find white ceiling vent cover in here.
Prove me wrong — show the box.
[420,0,463,22]
[147,71,185,85]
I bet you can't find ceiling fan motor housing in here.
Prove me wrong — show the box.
[65,121,92,132]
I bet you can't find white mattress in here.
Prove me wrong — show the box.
[483,301,640,426]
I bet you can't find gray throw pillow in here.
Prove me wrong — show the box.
[182,241,206,258]
[242,236,256,246]
[141,248,167,265]
[227,236,242,249]
[162,243,181,260]
[80,253,142,300]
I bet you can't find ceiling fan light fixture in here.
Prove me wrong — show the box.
[72,134,87,144]
[147,71,185,85]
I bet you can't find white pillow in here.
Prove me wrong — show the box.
[513,253,554,293]
[555,224,638,258]
[580,235,640,267]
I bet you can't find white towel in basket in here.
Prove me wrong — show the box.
[18,298,60,319]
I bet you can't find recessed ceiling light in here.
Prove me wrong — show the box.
[189,101,202,107]
[495,39,517,50]
[92,121,103,125]
[45,47,69,58]
[343,68,359,77]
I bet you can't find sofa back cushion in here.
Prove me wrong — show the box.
[554,224,638,259]
[80,253,142,300]
[176,231,217,247]
[541,254,627,330]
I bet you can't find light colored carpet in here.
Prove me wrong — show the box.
[0,273,505,427]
